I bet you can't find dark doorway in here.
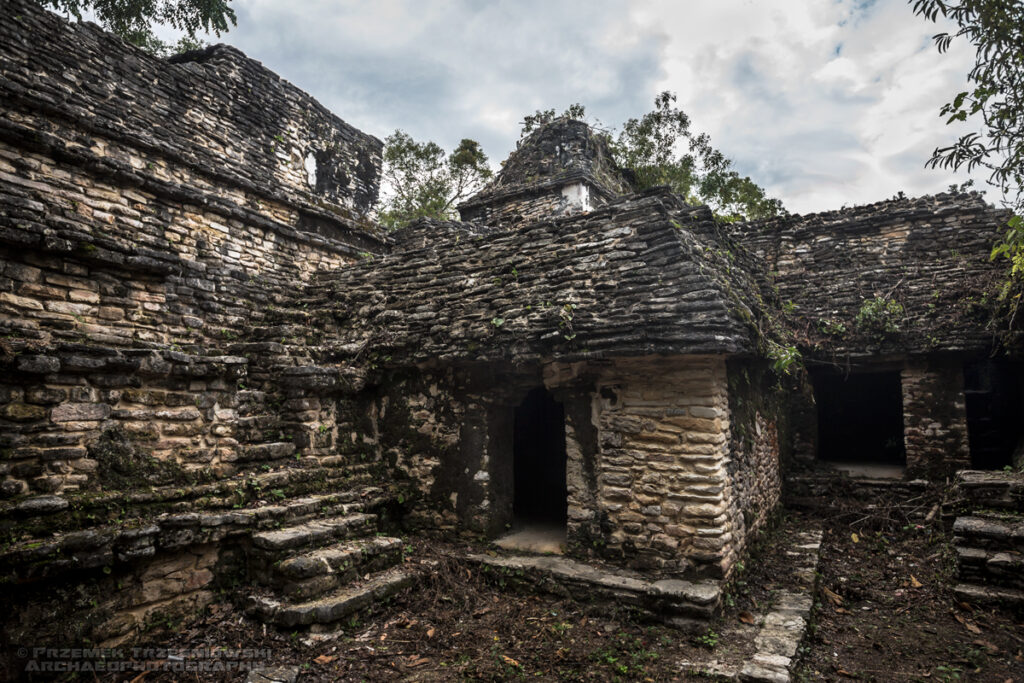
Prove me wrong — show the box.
[513,387,567,526]
[814,371,906,465]
[964,360,1023,469]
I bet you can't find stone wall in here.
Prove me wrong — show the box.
[902,359,971,477]
[724,360,785,552]
[459,118,633,227]
[0,0,386,648]
[360,354,781,581]
[2,1,381,217]
[458,180,616,228]
[585,356,736,578]
[304,193,764,367]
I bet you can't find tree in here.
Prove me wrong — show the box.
[383,95,782,231]
[377,131,492,230]
[39,0,236,56]
[520,93,784,221]
[912,1,1024,282]
[613,92,783,221]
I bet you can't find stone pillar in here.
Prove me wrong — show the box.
[902,359,970,477]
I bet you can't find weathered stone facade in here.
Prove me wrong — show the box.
[0,0,388,647]
[903,360,972,477]
[741,194,1018,478]
[0,0,1020,654]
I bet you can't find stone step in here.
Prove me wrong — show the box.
[160,486,384,533]
[466,553,721,625]
[954,471,1024,513]
[953,582,1024,609]
[276,537,405,601]
[956,546,1024,589]
[251,513,377,553]
[952,515,1024,553]
[248,565,415,629]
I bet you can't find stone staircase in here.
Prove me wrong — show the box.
[951,470,1024,608]
[245,497,415,633]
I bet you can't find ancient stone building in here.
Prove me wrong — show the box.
[0,0,1020,650]
[740,195,1019,478]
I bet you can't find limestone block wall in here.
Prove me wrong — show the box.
[0,0,387,499]
[376,370,474,532]
[902,359,971,477]
[0,142,374,496]
[1,0,382,216]
[723,361,786,559]
[739,193,1008,357]
[3,542,222,649]
[0,0,387,649]
[585,357,738,578]
[374,356,783,579]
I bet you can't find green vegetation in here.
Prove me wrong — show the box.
[766,340,801,375]
[855,296,905,336]
[913,0,1024,324]
[38,0,235,56]
[376,132,492,229]
[522,93,784,221]
[379,92,784,229]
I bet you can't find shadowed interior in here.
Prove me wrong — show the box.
[513,387,568,526]
[815,371,906,466]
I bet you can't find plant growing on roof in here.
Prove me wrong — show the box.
[855,296,905,335]
[519,94,785,221]
[766,341,801,375]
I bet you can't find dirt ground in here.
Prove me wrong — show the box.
[21,489,1024,682]
[792,488,1024,682]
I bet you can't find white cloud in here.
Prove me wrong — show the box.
[626,0,986,212]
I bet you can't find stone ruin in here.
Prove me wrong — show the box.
[0,0,1021,655]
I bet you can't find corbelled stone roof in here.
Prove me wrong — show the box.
[304,189,768,367]
[736,192,1014,357]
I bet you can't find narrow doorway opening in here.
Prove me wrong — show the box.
[964,360,1023,470]
[513,387,567,525]
[496,387,567,554]
[814,371,906,474]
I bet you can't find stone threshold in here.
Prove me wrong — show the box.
[677,528,823,682]
[465,552,722,629]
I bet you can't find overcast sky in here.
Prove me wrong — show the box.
[139,1,987,214]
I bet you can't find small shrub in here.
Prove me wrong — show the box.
[855,296,904,335]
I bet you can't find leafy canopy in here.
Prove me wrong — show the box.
[39,0,236,56]
[522,93,784,221]
[912,0,1024,319]
[912,0,1023,212]
[377,131,492,230]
